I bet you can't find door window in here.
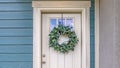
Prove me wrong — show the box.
[50,18,73,31]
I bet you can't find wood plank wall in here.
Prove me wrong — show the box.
[0,0,33,68]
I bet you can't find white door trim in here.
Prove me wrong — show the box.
[32,1,90,8]
[32,1,91,68]
[95,0,99,68]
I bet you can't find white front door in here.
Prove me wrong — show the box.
[42,13,82,68]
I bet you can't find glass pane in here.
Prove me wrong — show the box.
[66,18,73,28]
[50,18,74,31]
[58,19,65,26]
[50,19,57,31]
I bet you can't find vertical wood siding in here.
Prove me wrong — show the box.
[90,0,95,68]
[0,0,33,68]
[100,0,120,68]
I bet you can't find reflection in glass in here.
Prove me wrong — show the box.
[50,19,57,31]
[50,18,73,31]
[58,19,65,26]
[66,18,73,28]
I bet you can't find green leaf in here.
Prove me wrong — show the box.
[49,24,79,53]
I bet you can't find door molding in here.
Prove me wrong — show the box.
[32,1,91,68]
[95,0,99,68]
[32,1,90,8]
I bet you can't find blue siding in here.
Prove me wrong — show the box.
[0,3,32,11]
[0,29,32,36]
[0,0,33,68]
[90,0,95,68]
[0,62,32,68]
[0,0,32,2]
[0,54,32,61]
[0,45,32,53]
[0,12,32,19]
[0,20,32,27]
[0,37,32,44]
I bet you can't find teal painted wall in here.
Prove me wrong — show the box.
[0,0,94,68]
[90,0,95,68]
[0,0,33,68]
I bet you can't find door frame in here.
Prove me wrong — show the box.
[32,1,91,68]
[95,0,99,68]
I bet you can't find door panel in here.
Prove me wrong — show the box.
[42,13,81,68]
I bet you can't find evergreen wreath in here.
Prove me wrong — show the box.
[49,25,79,53]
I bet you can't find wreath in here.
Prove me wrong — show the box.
[49,25,79,53]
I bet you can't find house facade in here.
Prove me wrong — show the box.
[0,0,119,68]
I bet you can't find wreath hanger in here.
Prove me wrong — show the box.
[58,12,64,26]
